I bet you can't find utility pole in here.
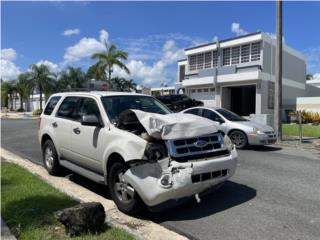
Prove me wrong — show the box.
[274,0,283,141]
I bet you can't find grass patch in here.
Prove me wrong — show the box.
[282,124,320,138]
[1,162,134,240]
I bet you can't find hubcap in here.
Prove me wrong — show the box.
[114,172,135,203]
[231,133,244,146]
[44,147,54,169]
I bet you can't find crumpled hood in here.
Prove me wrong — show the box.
[239,120,274,132]
[131,110,218,140]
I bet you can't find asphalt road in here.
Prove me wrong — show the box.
[2,119,320,240]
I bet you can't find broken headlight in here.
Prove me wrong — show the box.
[223,135,234,151]
[144,142,167,163]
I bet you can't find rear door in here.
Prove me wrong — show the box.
[70,97,107,174]
[54,96,81,160]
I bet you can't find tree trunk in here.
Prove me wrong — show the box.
[39,87,43,111]
[26,96,30,112]
[9,94,13,111]
[20,96,23,110]
[14,93,17,110]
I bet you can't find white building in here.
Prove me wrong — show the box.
[151,86,175,96]
[176,32,320,123]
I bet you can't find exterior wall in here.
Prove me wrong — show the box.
[296,97,320,113]
[176,32,307,118]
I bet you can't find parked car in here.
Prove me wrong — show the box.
[39,92,237,214]
[156,94,203,112]
[181,107,277,149]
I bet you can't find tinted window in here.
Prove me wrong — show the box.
[78,98,101,120]
[44,96,61,115]
[184,108,200,116]
[57,97,80,120]
[202,109,223,122]
[216,108,247,121]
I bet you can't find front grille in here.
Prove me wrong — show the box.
[166,133,228,162]
[264,131,277,138]
[191,169,228,183]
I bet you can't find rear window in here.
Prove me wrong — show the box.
[44,96,61,115]
[56,97,80,120]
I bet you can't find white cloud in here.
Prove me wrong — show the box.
[313,73,320,80]
[1,48,17,61]
[63,28,80,36]
[63,29,109,64]
[0,48,20,80]
[99,29,109,43]
[212,36,218,42]
[305,47,320,75]
[231,22,248,36]
[36,60,60,74]
[0,59,21,80]
[114,40,185,86]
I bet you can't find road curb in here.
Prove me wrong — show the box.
[0,148,188,240]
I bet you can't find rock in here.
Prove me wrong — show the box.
[55,202,106,236]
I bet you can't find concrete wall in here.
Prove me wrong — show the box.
[297,97,320,113]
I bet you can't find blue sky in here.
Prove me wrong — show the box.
[1,1,320,86]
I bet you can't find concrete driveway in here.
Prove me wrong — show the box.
[2,119,320,240]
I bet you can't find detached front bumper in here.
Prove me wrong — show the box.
[123,148,238,207]
[247,132,277,145]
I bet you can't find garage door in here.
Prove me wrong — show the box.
[189,88,215,106]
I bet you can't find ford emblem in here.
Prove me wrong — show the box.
[194,140,208,148]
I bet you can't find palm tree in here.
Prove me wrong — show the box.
[16,73,33,111]
[86,64,106,81]
[1,81,14,110]
[306,74,313,80]
[58,67,86,90]
[111,77,137,91]
[91,42,130,81]
[28,64,56,111]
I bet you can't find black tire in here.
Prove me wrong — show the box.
[229,130,248,149]
[42,139,61,175]
[108,161,143,214]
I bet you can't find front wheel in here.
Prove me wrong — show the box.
[108,162,143,214]
[229,130,248,149]
[42,140,61,175]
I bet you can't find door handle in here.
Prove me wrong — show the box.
[73,127,81,134]
[52,122,58,128]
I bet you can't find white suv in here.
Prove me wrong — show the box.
[39,91,237,213]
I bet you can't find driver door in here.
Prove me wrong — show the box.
[70,97,107,174]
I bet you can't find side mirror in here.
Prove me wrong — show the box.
[217,118,225,124]
[81,114,102,127]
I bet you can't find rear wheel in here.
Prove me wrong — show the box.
[229,130,248,149]
[42,140,61,175]
[108,162,143,214]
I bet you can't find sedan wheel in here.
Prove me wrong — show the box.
[229,130,248,149]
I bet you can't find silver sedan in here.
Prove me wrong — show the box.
[181,107,277,149]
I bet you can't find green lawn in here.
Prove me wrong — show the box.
[282,124,320,138]
[1,162,134,240]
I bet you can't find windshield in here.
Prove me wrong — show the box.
[101,95,172,124]
[216,108,248,122]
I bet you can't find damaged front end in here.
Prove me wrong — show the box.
[116,109,238,207]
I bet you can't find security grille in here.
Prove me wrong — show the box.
[189,55,197,71]
[251,41,261,61]
[222,48,231,66]
[231,46,240,64]
[212,50,219,67]
[241,44,250,63]
[197,53,204,70]
[205,52,212,69]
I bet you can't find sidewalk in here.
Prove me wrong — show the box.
[0,112,39,120]
[277,136,320,151]
[1,217,17,240]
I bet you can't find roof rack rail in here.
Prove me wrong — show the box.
[60,88,91,92]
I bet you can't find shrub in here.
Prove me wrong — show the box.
[290,110,320,123]
[32,109,42,116]
[17,108,25,112]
